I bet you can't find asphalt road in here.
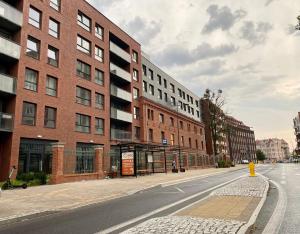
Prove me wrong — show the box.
[0,166,272,234]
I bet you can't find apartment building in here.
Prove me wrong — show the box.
[226,116,256,163]
[0,0,142,181]
[256,138,290,161]
[293,112,300,156]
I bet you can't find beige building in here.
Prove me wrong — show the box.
[256,138,290,161]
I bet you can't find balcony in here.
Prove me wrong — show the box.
[0,35,20,60]
[0,0,23,30]
[111,129,132,141]
[111,107,132,123]
[110,85,132,103]
[110,63,131,83]
[110,41,131,63]
[0,112,13,132]
[0,73,16,95]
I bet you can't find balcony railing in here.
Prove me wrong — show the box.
[0,73,16,95]
[111,107,132,123]
[0,35,20,60]
[110,41,131,63]
[110,85,132,102]
[0,112,13,132]
[111,129,132,141]
[0,0,23,27]
[110,63,131,83]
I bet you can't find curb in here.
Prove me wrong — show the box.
[237,173,270,234]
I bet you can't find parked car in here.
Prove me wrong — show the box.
[241,160,249,164]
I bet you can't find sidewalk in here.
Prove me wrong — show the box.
[0,165,246,222]
[123,174,269,234]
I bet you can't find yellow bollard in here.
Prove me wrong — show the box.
[248,161,256,177]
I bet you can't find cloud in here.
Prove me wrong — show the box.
[240,21,273,45]
[265,0,277,6]
[202,4,247,34]
[154,43,238,66]
[122,16,162,45]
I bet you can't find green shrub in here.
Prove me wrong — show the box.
[16,172,48,185]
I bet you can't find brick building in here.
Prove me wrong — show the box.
[293,112,300,156]
[226,116,256,163]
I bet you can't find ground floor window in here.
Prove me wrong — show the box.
[76,143,95,173]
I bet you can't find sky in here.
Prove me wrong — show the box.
[87,0,300,149]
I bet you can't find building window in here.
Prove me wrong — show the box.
[134,127,140,140]
[182,91,186,100]
[180,121,183,129]
[191,97,194,104]
[76,86,91,106]
[164,93,168,102]
[197,110,200,118]
[170,83,175,93]
[196,139,199,149]
[159,113,164,123]
[47,46,59,67]
[46,76,57,96]
[178,88,182,97]
[189,138,192,148]
[181,136,184,146]
[149,69,153,80]
[22,102,36,126]
[171,96,175,106]
[133,69,139,81]
[132,50,138,63]
[147,109,154,120]
[171,134,175,146]
[95,24,104,40]
[50,0,60,11]
[44,106,56,128]
[143,81,147,92]
[157,75,162,85]
[133,88,139,99]
[95,93,104,109]
[163,79,167,88]
[142,65,147,76]
[170,117,174,127]
[149,84,154,96]
[148,129,153,142]
[158,89,162,100]
[201,141,204,150]
[196,100,199,107]
[95,69,104,86]
[95,46,104,62]
[133,107,140,119]
[77,11,91,31]
[76,113,91,133]
[26,36,40,59]
[77,60,91,80]
[187,95,190,102]
[161,131,165,142]
[95,118,104,135]
[77,35,91,54]
[187,124,191,131]
[49,18,59,38]
[24,68,38,92]
[29,6,41,29]
[191,108,194,115]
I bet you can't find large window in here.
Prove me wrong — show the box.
[24,68,38,92]
[22,102,36,126]
[95,24,104,40]
[44,106,56,128]
[29,6,41,29]
[157,75,162,85]
[159,113,164,123]
[171,96,176,106]
[170,134,175,146]
[95,69,104,86]
[134,127,140,140]
[95,46,104,62]
[133,69,139,81]
[132,50,138,63]
[149,69,153,80]
[143,81,147,92]
[77,60,91,80]
[149,84,154,96]
[133,107,140,119]
[148,129,153,142]
[76,86,91,106]
[158,89,162,100]
[133,88,139,100]
[77,35,91,54]
[76,113,91,133]
[170,83,175,93]
[49,18,60,38]
[47,46,59,67]
[142,65,147,76]
[50,0,60,11]
[26,36,40,59]
[77,11,91,31]
[95,118,104,135]
[46,76,57,96]
[95,93,104,109]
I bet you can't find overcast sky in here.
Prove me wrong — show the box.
[88,0,300,149]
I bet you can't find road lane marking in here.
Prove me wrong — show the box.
[175,187,185,193]
[97,175,245,234]
[262,180,287,234]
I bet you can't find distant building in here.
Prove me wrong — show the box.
[293,112,300,156]
[256,138,290,161]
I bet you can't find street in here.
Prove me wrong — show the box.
[0,166,271,234]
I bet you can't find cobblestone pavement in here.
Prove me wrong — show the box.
[122,216,245,234]
[212,176,267,197]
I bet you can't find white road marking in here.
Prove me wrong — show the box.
[175,187,185,194]
[262,180,287,234]
[97,175,244,234]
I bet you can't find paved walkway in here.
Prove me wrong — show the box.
[123,175,269,234]
[0,166,246,222]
